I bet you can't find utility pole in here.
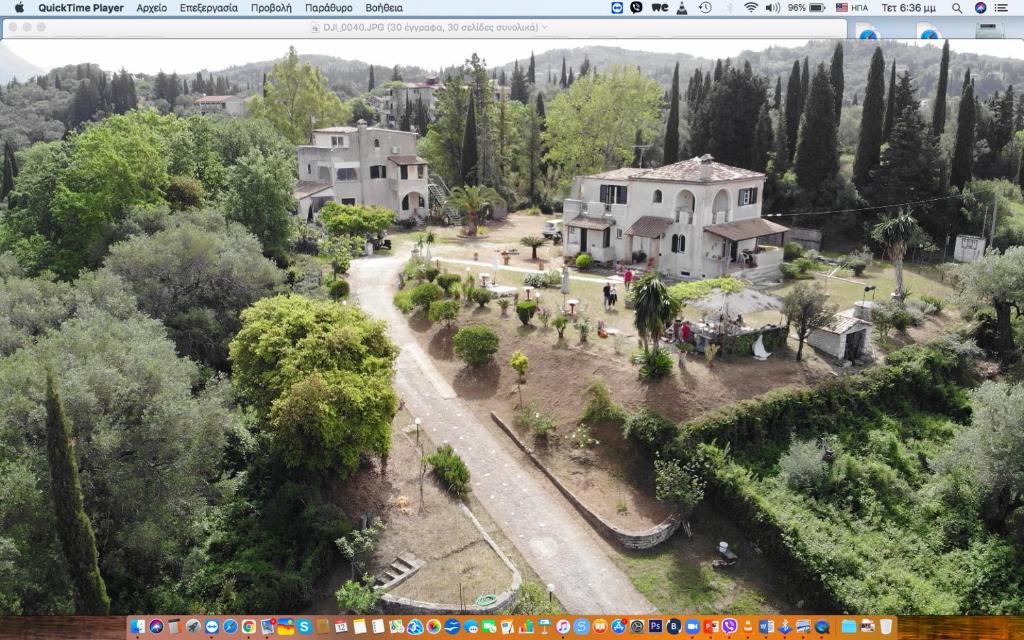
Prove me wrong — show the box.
[990,191,998,246]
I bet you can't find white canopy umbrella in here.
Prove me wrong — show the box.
[688,288,783,320]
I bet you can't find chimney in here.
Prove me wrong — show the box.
[699,154,714,182]
[357,119,367,130]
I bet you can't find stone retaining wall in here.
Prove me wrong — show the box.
[381,504,522,614]
[490,412,681,550]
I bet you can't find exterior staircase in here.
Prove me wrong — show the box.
[374,552,425,590]
[428,177,462,225]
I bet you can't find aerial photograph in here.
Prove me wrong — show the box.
[0,36,1023,617]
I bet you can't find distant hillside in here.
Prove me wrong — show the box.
[493,41,1023,102]
[0,44,45,84]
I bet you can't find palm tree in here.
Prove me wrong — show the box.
[446,185,504,237]
[520,235,548,260]
[631,271,680,354]
[870,208,926,299]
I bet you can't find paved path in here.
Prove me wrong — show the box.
[351,255,655,614]
[434,256,624,284]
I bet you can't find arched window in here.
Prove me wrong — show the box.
[670,234,678,253]
[374,138,381,148]
[653,189,662,204]
[677,235,686,253]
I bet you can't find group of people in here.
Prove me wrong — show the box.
[602,282,620,310]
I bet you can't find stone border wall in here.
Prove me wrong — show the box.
[381,503,522,614]
[490,412,681,550]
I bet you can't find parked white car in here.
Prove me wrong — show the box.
[542,219,563,239]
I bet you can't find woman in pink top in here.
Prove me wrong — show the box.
[624,268,634,290]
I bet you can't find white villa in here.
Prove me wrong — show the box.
[194,95,246,116]
[293,120,429,223]
[561,154,788,282]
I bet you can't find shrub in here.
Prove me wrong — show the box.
[872,300,915,335]
[781,257,817,280]
[523,270,563,288]
[436,273,461,295]
[503,582,559,615]
[576,316,591,342]
[428,299,460,327]
[783,241,805,261]
[516,300,538,325]
[497,298,511,315]
[919,294,945,313]
[845,254,869,277]
[424,444,470,497]
[654,458,706,514]
[538,307,552,327]
[552,314,569,339]
[410,282,444,311]
[510,350,529,381]
[471,288,493,307]
[575,253,594,270]
[623,408,676,454]
[568,423,599,449]
[633,348,674,380]
[423,267,440,282]
[516,403,556,440]
[393,290,414,313]
[779,439,830,495]
[452,325,499,366]
[327,278,350,300]
[581,378,625,424]
[335,577,382,614]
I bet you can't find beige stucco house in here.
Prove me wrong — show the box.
[561,154,788,282]
[194,95,246,116]
[293,120,429,223]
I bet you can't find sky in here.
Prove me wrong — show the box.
[5,37,1023,75]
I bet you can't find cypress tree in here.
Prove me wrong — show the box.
[567,68,575,86]
[829,43,844,127]
[1,141,17,202]
[368,65,375,91]
[794,64,839,192]
[44,372,110,615]
[713,59,723,82]
[962,68,972,93]
[663,62,681,166]
[950,81,977,189]
[783,61,802,165]
[560,58,567,88]
[579,56,591,77]
[416,96,429,134]
[872,103,943,213]
[800,57,810,104]
[391,65,401,81]
[773,76,782,110]
[853,47,886,189]
[461,97,478,186]
[1018,144,1024,191]
[261,72,267,97]
[932,40,950,137]
[632,129,644,168]
[883,60,897,142]
[751,102,774,174]
[527,52,535,84]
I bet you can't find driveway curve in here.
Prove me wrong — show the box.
[350,254,655,614]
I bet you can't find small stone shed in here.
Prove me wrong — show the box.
[807,310,872,362]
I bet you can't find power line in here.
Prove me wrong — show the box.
[762,186,1000,219]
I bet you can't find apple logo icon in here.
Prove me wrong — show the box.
[15,2,25,13]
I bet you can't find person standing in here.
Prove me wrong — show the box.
[609,284,619,308]
[602,282,611,310]
[624,268,634,290]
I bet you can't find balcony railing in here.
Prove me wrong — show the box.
[563,199,626,218]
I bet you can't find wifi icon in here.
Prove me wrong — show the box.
[744,0,758,10]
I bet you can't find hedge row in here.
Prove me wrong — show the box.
[663,343,975,611]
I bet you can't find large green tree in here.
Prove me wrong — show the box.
[690,66,769,169]
[247,47,351,144]
[461,97,479,186]
[419,73,469,187]
[950,81,977,189]
[102,210,283,370]
[543,66,661,179]
[932,41,950,137]
[229,295,399,475]
[794,64,839,193]
[320,201,395,237]
[882,60,897,142]
[446,185,504,237]
[663,62,681,166]
[1,141,17,202]
[221,148,296,260]
[853,47,886,189]
[783,61,803,166]
[829,43,844,127]
[870,99,944,223]
[954,246,1024,360]
[44,372,110,615]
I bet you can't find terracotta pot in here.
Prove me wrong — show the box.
[503,255,511,265]
[538,261,545,270]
